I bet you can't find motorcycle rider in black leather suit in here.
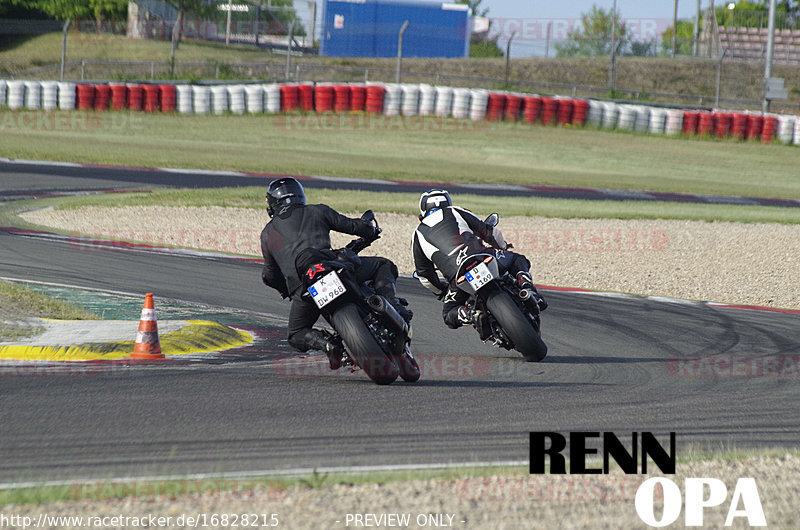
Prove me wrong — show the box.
[411,189,547,330]
[261,178,412,369]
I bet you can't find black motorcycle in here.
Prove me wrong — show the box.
[451,213,547,362]
[296,211,420,385]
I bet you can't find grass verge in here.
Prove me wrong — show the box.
[0,280,97,340]
[2,448,798,507]
[1,111,800,199]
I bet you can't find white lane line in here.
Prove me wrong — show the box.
[0,460,528,490]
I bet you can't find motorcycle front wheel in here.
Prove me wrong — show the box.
[331,303,399,385]
[486,289,548,362]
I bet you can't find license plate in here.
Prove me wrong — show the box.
[308,271,346,309]
[465,261,493,290]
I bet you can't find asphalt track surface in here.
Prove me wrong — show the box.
[1,165,800,484]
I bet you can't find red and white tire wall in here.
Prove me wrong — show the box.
[2,79,798,145]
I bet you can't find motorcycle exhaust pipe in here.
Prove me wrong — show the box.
[518,289,532,300]
[367,295,408,335]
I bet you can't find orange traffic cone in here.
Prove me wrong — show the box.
[130,293,165,359]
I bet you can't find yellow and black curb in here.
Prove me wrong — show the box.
[0,320,253,362]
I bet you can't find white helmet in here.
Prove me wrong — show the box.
[418,189,452,220]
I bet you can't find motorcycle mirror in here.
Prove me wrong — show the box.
[361,210,375,222]
[484,213,499,227]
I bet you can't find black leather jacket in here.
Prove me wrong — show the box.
[261,203,377,298]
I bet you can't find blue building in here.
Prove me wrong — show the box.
[320,0,471,58]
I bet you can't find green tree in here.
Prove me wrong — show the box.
[457,0,503,57]
[661,19,695,56]
[7,0,126,32]
[555,4,628,57]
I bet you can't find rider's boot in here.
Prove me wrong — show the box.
[376,284,414,324]
[516,271,548,312]
[305,329,346,370]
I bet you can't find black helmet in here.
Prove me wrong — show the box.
[266,177,306,217]
[418,189,452,220]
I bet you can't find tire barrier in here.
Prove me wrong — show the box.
[127,84,143,111]
[401,84,419,117]
[505,94,522,122]
[777,115,794,144]
[418,84,435,116]
[762,115,778,143]
[143,84,160,112]
[227,84,245,115]
[470,89,488,121]
[486,92,505,121]
[383,84,401,116]
[76,83,94,110]
[451,88,470,119]
[176,84,193,113]
[210,85,227,115]
[334,84,351,113]
[649,108,667,135]
[746,114,764,140]
[617,104,637,132]
[279,84,298,112]
[4,78,798,147]
[571,99,589,126]
[683,111,699,135]
[314,84,333,113]
[365,84,386,114]
[5,81,25,109]
[350,84,366,112]
[714,112,731,139]
[434,86,453,117]
[586,99,603,127]
[523,95,542,124]
[160,84,177,113]
[57,82,76,110]
[23,81,41,110]
[93,83,111,111]
[264,84,280,114]
[41,81,58,111]
[244,85,263,114]
[192,85,210,114]
[541,96,558,126]
[297,83,314,111]
[556,98,573,125]
[110,83,127,110]
[600,102,618,130]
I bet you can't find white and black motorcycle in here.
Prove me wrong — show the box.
[451,214,547,362]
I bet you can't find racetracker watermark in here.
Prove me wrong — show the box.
[275,114,488,132]
[488,18,672,41]
[66,230,258,256]
[273,354,491,379]
[0,362,106,378]
[455,476,645,503]
[667,354,800,378]
[502,228,670,253]
[0,110,144,133]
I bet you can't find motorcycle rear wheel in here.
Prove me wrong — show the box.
[331,303,399,384]
[486,290,548,362]
[395,346,421,383]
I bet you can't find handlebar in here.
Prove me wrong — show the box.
[345,210,381,254]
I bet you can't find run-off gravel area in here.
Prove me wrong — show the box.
[20,205,800,310]
[4,455,799,529]
[12,206,800,528]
